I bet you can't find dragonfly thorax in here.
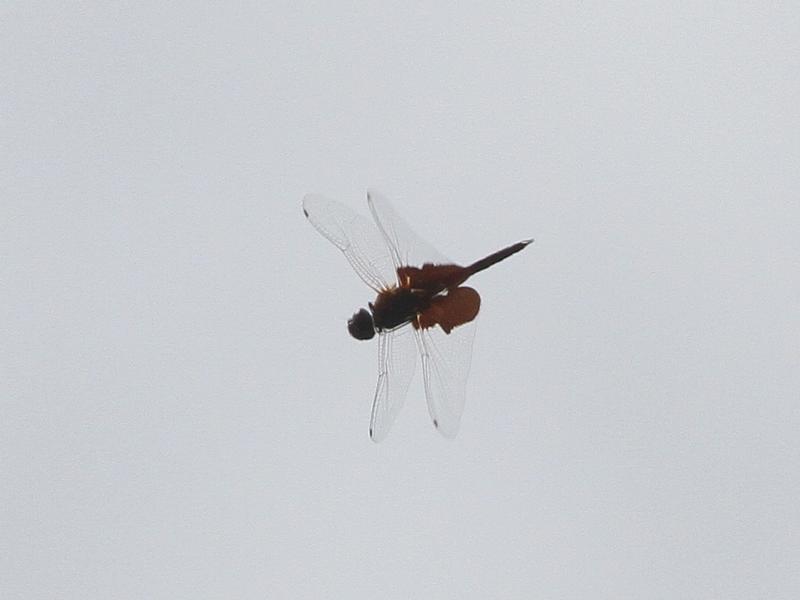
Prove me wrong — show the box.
[370,286,430,333]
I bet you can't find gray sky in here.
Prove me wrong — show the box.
[3,3,799,598]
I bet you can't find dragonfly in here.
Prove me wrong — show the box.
[302,189,531,441]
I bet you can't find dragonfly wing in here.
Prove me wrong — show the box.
[303,193,396,292]
[369,325,418,442]
[415,319,477,438]
[366,188,450,273]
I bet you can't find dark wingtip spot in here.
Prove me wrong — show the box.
[433,419,439,428]
[303,208,309,217]
[369,427,373,437]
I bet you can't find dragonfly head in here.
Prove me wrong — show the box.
[348,308,375,340]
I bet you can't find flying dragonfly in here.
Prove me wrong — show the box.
[302,189,531,441]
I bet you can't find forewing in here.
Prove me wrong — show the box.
[369,325,418,442]
[303,193,396,292]
[366,188,450,274]
[415,320,477,438]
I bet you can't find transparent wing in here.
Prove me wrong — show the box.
[370,325,418,442]
[305,189,477,440]
[415,319,478,438]
[302,193,396,292]
[367,188,450,273]
[368,188,477,438]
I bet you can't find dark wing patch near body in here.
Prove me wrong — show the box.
[397,263,468,292]
[415,286,481,334]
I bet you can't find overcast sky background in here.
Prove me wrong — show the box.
[3,3,799,598]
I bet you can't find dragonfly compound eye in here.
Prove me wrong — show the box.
[347,308,375,340]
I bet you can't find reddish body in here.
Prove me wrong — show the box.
[370,240,530,334]
[302,189,533,441]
